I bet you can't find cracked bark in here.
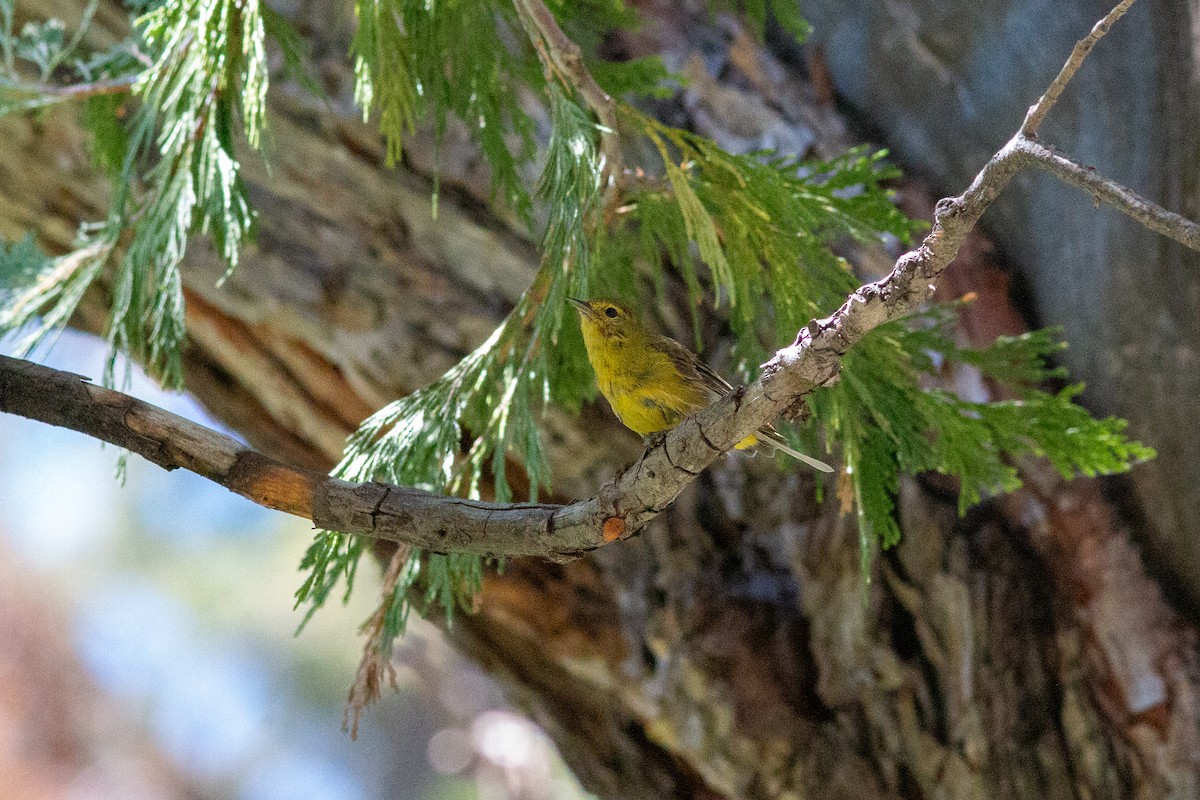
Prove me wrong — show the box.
[4,0,1199,798]
[798,0,1200,613]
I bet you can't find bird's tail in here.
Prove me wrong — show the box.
[756,428,834,473]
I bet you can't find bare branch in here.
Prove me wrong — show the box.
[345,542,410,739]
[0,355,324,515]
[0,355,590,560]
[1015,137,1200,250]
[1021,0,1136,136]
[1,74,136,100]
[512,0,623,194]
[35,75,136,98]
[2,0,1196,566]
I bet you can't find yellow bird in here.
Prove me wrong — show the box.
[569,297,832,472]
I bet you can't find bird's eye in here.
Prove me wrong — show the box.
[604,307,619,318]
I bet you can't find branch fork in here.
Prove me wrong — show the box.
[2,0,1196,563]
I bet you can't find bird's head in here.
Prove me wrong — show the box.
[568,297,638,341]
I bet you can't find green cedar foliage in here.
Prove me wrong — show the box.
[811,313,1153,581]
[349,0,539,218]
[0,2,1152,639]
[1,0,270,385]
[296,86,601,639]
[735,0,813,43]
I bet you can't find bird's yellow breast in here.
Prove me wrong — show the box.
[579,322,708,437]
[573,299,782,456]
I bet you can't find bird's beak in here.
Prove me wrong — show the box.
[567,297,593,317]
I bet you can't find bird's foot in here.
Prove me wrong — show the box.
[643,430,668,449]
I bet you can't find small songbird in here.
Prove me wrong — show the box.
[569,297,832,472]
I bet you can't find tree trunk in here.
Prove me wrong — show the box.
[796,0,1200,615]
[4,1,1198,798]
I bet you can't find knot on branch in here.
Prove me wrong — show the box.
[793,314,838,351]
[602,516,626,542]
[783,396,812,423]
[934,196,964,220]
[730,384,747,410]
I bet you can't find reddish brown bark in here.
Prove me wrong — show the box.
[3,1,1198,798]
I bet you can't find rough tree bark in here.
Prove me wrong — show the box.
[797,0,1200,612]
[3,1,1198,799]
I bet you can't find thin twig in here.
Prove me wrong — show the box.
[1021,0,1136,136]
[0,239,111,327]
[2,0,1194,564]
[1,1,15,74]
[512,0,623,195]
[1014,136,1200,250]
[344,543,410,739]
[43,75,136,97]
[1,74,137,99]
[42,0,102,80]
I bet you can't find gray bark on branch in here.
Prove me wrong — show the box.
[5,1,1200,797]
[4,0,1200,560]
[3,106,1195,558]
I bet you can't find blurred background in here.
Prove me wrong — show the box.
[0,332,594,800]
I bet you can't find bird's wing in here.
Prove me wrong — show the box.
[649,334,834,472]
[649,334,733,397]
